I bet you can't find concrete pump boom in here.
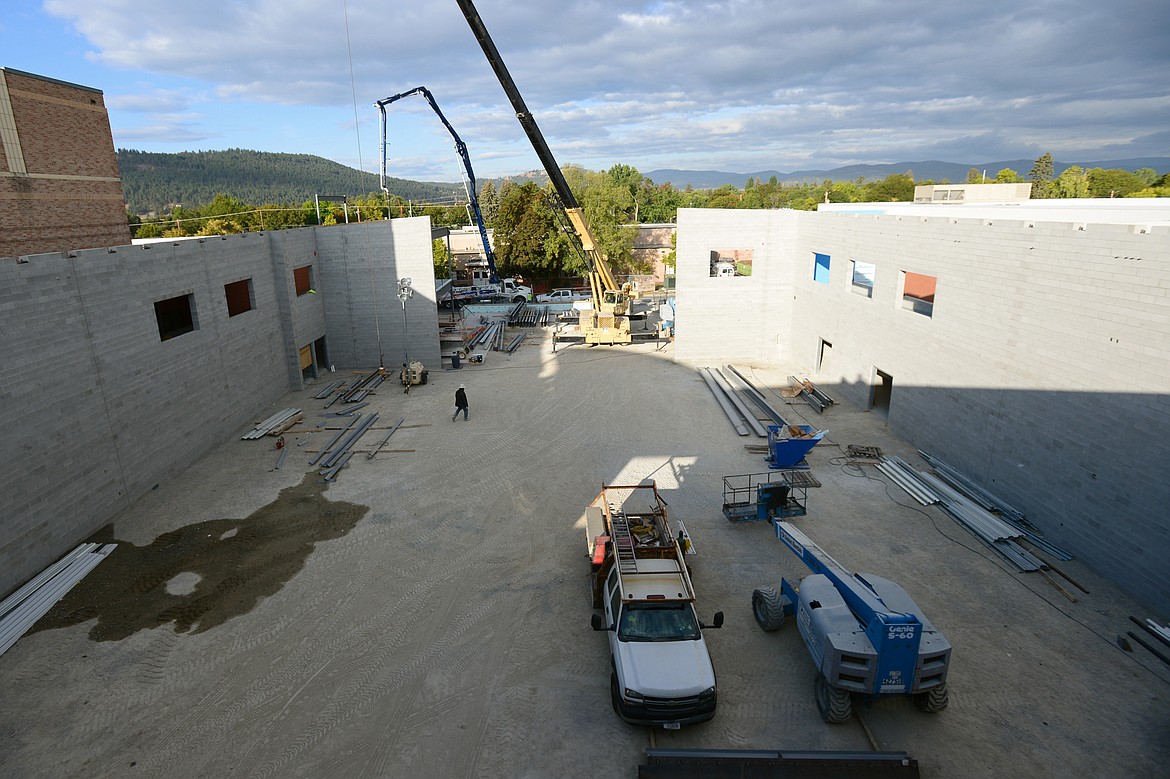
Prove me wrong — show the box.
[375,86,498,285]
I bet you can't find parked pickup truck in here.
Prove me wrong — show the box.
[587,482,722,728]
[536,288,590,303]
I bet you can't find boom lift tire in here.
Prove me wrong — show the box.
[814,673,853,724]
[751,587,785,631]
[913,683,949,713]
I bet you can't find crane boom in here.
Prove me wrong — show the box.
[375,86,498,284]
[453,0,624,305]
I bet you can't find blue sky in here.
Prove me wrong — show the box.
[3,1,1167,182]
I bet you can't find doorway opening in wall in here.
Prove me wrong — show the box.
[817,339,833,375]
[314,336,329,376]
[299,344,315,381]
[871,369,893,419]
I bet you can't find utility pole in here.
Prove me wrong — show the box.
[397,277,414,367]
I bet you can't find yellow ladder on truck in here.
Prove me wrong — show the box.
[609,511,638,574]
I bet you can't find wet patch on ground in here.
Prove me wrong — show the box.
[32,473,368,641]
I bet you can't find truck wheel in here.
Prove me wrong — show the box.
[814,674,852,724]
[513,295,526,303]
[751,587,785,631]
[610,672,621,715]
[914,683,949,713]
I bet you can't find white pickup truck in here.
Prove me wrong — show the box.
[587,483,722,728]
[536,288,591,304]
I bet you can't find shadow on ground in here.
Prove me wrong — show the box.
[32,473,368,641]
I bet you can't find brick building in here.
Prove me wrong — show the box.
[0,68,130,258]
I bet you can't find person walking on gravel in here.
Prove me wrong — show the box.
[452,384,469,421]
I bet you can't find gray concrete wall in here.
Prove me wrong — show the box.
[316,218,440,371]
[0,218,436,598]
[673,208,798,364]
[0,235,296,596]
[675,207,1170,613]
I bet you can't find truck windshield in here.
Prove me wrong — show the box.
[618,603,700,642]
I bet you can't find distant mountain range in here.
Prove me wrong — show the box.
[118,149,1169,214]
[118,148,464,214]
[644,158,1170,190]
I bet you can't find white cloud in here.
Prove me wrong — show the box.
[40,0,1170,176]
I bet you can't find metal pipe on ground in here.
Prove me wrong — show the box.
[367,418,405,460]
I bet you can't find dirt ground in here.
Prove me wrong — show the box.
[2,326,1168,778]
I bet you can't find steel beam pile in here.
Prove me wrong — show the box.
[505,333,526,353]
[506,302,547,327]
[918,450,1027,522]
[917,450,1071,560]
[1,543,117,656]
[241,408,301,439]
[707,368,768,437]
[312,412,379,481]
[342,369,386,402]
[724,365,788,427]
[469,322,500,349]
[789,376,834,413]
[876,456,940,505]
[314,379,346,399]
[916,471,1045,571]
[699,367,749,436]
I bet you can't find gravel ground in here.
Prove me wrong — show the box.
[2,332,1167,778]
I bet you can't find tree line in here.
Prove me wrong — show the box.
[118,148,461,215]
[127,152,1167,282]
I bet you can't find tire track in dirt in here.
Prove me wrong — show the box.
[251,593,506,778]
[133,521,515,777]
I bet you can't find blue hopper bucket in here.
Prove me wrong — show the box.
[766,424,826,468]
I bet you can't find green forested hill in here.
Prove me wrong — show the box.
[117,148,462,214]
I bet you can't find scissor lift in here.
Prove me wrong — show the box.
[722,471,808,522]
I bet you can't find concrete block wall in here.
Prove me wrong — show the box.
[0,218,445,598]
[266,229,327,385]
[673,208,798,364]
[0,252,126,596]
[316,218,440,371]
[675,206,1170,612]
[0,230,320,597]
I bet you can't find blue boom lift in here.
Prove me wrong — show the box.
[752,522,951,723]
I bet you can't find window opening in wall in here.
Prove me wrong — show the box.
[709,249,753,277]
[871,369,893,418]
[900,271,936,317]
[224,278,254,317]
[155,294,197,341]
[851,261,875,298]
[813,252,831,284]
[817,339,833,375]
[294,265,315,296]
